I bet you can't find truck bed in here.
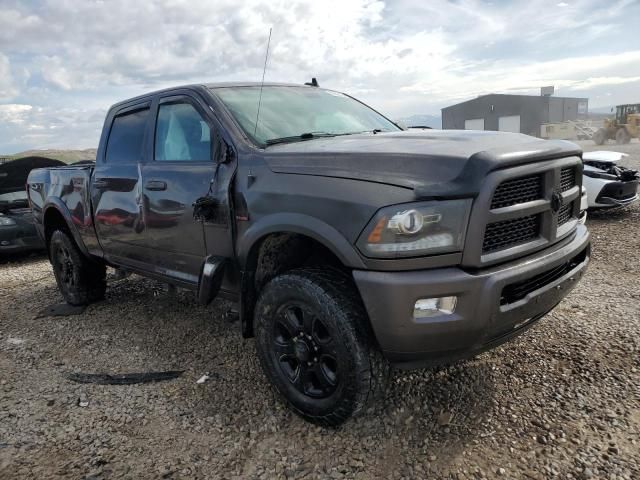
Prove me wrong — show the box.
[27,165,100,256]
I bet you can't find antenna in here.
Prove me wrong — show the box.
[254,27,272,137]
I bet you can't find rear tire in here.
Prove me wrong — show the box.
[254,268,388,426]
[593,128,607,145]
[615,128,630,144]
[49,229,106,305]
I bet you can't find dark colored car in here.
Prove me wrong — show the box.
[27,82,590,425]
[0,157,65,254]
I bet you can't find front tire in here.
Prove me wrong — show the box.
[254,269,388,426]
[593,128,607,145]
[49,229,106,305]
[615,128,630,144]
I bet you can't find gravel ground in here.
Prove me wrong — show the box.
[1,141,639,480]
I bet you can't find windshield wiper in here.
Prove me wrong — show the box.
[265,132,337,146]
[264,129,393,146]
[344,128,389,136]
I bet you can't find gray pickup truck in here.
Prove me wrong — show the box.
[27,82,590,425]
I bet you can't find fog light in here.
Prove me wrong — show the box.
[414,296,457,318]
[1,240,10,246]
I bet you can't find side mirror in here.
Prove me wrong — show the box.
[219,142,234,164]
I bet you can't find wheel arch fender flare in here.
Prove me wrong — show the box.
[237,213,366,272]
[43,199,91,257]
[237,213,366,339]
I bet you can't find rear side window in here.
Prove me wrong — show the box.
[105,108,149,163]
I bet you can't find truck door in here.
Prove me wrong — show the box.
[92,103,151,265]
[141,93,234,285]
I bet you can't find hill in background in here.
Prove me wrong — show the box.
[397,114,442,129]
[1,148,97,164]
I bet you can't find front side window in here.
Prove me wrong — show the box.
[105,108,149,163]
[155,102,211,162]
[212,86,400,146]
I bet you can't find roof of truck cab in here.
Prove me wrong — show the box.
[109,82,317,110]
[206,82,309,89]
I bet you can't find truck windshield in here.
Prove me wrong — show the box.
[212,86,400,146]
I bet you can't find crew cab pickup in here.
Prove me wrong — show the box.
[28,82,590,425]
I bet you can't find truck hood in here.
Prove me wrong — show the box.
[0,156,66,212]
[582,150,627,165]
[263,130,581,198]
[0,156,65,195]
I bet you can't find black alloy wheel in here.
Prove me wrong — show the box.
[272,303,339,399]
[49,229,106,305]
[53,242,76,291]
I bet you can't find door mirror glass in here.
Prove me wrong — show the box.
[155,102,212,162]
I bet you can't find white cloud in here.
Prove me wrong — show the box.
[39,57,74,91]
[0,104,104,152]
[404,50,640,96]
[0,104,33,122]
[0,0,639,151]
[0,54,17,101]
[567,76,640,91]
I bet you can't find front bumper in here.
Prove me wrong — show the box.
[0,224,45,253]
[593,179,639,209]
[353,224,590,368]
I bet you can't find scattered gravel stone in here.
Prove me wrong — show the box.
[1,141,639,478]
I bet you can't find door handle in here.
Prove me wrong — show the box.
[93,179,109,189]
[145,180,167,191]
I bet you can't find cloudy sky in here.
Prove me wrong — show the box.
[1,0,639,153]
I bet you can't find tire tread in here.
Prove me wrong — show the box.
[49,229,106,305]
[255,267,389,427]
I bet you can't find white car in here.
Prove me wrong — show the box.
[579,186,588,224]
[582,151,639,210]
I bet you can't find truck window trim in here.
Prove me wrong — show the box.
[151,95,217,165]
[103,102,151,165]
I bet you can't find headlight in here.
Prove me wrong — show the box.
[357,199,472,258]
[0,216,16,226]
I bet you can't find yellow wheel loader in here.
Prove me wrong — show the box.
[593,104,640,145]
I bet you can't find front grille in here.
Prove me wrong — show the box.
[491,174,543,209]
[557,202,573,225]
[475,159,582,265]
[483,214,540,253]
[500,248,588,305]
[560,167,576,192]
